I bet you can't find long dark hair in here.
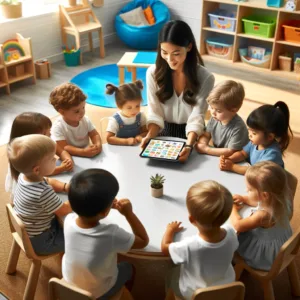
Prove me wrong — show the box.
[155,20,204,106]
[9,112,52,181]
[246,101,293,153]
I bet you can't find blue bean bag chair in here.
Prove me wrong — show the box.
[115,0,170,50]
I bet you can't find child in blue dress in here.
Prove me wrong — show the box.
[220,101,292,175]
[230,161,292,271]
[106,80,147,146]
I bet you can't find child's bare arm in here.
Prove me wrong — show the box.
[161,221,184,256]
[233,194,257,207]
[54,201,72,217]
[46,178,68,193]
[198,131,211,145]
[228,150,248,162]
[230,205,267,233]
[106,132,138,146]
[89,129,102,151]
[57,140,99,157]
[113,199,149,249]
[197,145,237,157]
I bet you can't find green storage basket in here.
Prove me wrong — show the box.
[242,15,276,38]
[64,49,80,67]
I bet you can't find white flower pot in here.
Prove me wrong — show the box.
[0,2,22,19]
[151,186,163,198]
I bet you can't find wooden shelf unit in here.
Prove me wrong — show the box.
[200,0,300,80]
[0,33,36,95]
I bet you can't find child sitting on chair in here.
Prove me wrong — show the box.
[105,80,147,146]
[7,135,72,255]
[50,83,102,157]
[63,168,149,299]
[6,112,73,199]
[161,180,238,300]
[196,80,248,157]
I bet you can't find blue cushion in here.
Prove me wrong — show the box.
[115,0,170,50]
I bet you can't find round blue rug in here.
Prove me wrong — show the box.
[70,64,148,108]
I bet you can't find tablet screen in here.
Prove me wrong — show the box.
[140,139,185,161]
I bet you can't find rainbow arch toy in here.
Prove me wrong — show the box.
[3,39,25,62]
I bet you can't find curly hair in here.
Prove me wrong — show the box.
[49,83,87,111]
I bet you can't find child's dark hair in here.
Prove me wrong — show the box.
[106,80,143,108]
[9,112,52,181]
[68,169,119,217]
[247,101,293,153]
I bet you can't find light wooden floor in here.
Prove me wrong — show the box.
[0,43,300,300]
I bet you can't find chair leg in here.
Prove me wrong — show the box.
[98,28,105,58]
[75,34,82,65]
[119,67,125,85]
[234,263,244,280]
[131,68,137,83]
[24,259,41,300]
[88,32,93,53]
[262,280,275,300]
[6,240,21,274]
[287,261,300,296]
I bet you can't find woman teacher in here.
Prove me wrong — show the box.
[141,20,215,162]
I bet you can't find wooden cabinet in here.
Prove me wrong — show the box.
[200,0,300,80]
[0,33,36,95]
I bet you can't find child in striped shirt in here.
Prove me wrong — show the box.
[7,134,72,255]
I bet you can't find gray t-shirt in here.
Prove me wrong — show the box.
[206,114,249,150]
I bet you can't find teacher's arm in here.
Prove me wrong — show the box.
[141,66,165,148]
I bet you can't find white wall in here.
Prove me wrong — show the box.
[162,0,202,47]
[0,0,130,62]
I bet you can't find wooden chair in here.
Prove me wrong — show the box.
[286,170,298,220]
[5,204,62,300]
[234,227,300,300]
[59,0,105,64]
[49,277,134,300]
[165,282,245,300]
[99,117,109,144]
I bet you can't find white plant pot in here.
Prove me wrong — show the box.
[151,186,163,198]
[0,2,22,19]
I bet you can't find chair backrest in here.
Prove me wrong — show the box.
[6,204,37,260]
[192,282,245,300]
[268,226,300,278]
[99,117,109,144]
[48,278,95,300]
[286,170,298,220]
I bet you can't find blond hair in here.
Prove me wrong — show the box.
[246,161,291,225]
[186,180,233,227]
[49,82,87,111]
[207,80,245,110]
[7,134,56,176]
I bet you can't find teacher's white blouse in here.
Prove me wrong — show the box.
[146,64,215,137]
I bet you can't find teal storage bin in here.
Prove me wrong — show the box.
[267,0,283,7]
[64,50,80,67]
[242,15,276,38]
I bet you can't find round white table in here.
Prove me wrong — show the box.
[55,139,249,256]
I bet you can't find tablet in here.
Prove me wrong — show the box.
[140,139,186,161]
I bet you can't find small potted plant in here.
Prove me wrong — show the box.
[0,0,22,19]
[150,173,165,198]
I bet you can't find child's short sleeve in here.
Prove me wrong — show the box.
[243,141,252,155]
[106,118,119,135]
[51,119,66,141]
[227,127,249,150]
[85,116,96,132]
[169,240,189,265]
[140,112,147,127]
[205,118,213,133]
[262,149,284,167]
[40,185,63,214]
[112,225,135,253]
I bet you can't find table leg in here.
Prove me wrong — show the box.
[131,68,137,83]
[119,67,125,85]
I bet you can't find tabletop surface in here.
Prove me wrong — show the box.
[117,52,154,68]
[55,139,250,255]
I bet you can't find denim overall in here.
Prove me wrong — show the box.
[113,112,141,138]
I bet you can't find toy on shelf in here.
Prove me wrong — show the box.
[267,0,284,7]
[3,39,25,62]
[239,47,272,69]
[284,0,300,11]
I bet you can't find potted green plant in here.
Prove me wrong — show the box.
[150,173,165,198]
[0,0,22,19]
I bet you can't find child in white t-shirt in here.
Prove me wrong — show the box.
[63,168,149,299]
[106,80,147,146]
[161,180,238,300]
[50,83,102,157]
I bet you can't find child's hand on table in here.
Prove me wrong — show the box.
[219,155,233,171]
[166,221,184,233]
[83,145,101,157]
[233,194,245,205]
[135,135,143,143]
[61,159,73,172]
[127,137,138,146]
